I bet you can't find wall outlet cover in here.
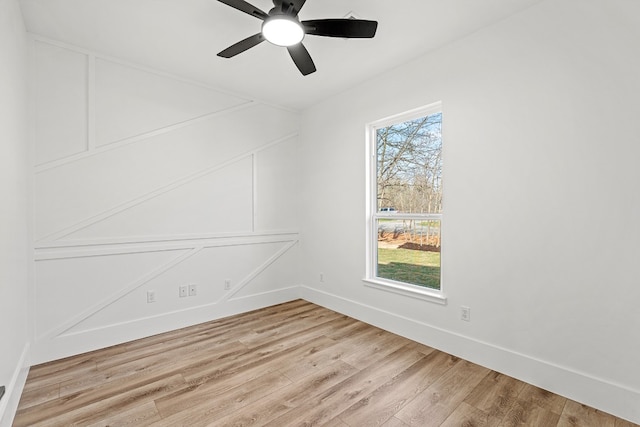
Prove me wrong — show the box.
[179,285,188,297]
[461,306,471,322]
[146,290,156,303]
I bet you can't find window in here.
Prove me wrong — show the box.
[365,103,445,303]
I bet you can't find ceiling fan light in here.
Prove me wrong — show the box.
[262,16,304,47]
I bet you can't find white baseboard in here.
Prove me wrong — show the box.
[299,286,640,425]
[0,343,30,427]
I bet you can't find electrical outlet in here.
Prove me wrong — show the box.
[461,306,471,322]
[189,284,197,296]
[224,279,231,290]
[146,290,156,303]
[179,285,188,298]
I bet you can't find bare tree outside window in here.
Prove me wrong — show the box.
[377,113,442,214]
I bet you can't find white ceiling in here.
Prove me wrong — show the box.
[19,0,543,110]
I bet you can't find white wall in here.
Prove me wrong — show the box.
[0,0,31,424]
[299,0,640,423]
[30,38,302,364]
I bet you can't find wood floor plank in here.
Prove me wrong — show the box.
[60,339,248,399]
[322,418,351,427]
[155,336,338,418]
[340,328,415,370]
[499,398,562,427]
[465,370,527,424]
[25,345,120,383]
[14,381,59,410]
[54,374,185,427]
[96,315,266,371]
[13,300,638,427]
[151,372,292,427]
[518,383,567,415]
[181,330,339,388]
[395,359,491,426]
[179,316,347,386]
[278,337,354,382]
[238,306,343,348]
[86,401,162,427]
[97,328,237,370]
[404,340,436,356]
[558,400,617,427]
[21,356,98,393]
[110,299,315,363]
[381,417,411,427]
[323,316,372,340]
[277,319,411,384]
[262,344,426,426]
[337,350,459,426]
[440,401,490,427]
[14,374,185,427]
[205,361,359,427]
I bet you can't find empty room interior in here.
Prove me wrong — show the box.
[1,0,639,425]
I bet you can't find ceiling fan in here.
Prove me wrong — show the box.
[216,0,378,76]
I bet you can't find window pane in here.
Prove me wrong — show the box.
[377,218,441,289]
[376,112,442,214]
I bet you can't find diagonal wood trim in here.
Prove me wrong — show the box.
[34,102,255,173]
[34,232,300,259]
[224,240,299,302]
[28,34,296,112]
[30,34,299,173]
[35,133,298,244]
[38,247,203,341]
[44,240,299,341]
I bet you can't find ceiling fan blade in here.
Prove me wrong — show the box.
[287,43,316,76]
[217,33,265,58]
[302,19,378,38]
[217,0,268,20]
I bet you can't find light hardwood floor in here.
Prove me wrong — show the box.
[14,300,638,426]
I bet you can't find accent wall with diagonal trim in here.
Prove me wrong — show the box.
[31,36,302,364]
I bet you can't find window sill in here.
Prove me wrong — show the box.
[363,278,447,305]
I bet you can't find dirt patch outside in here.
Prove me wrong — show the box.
[378,231,441,252]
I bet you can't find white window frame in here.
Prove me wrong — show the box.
[364,102,447,305]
